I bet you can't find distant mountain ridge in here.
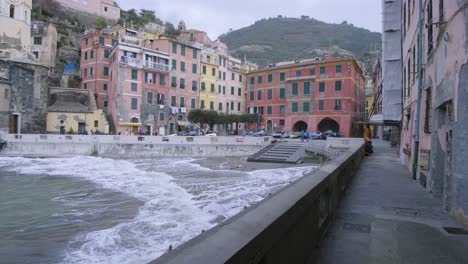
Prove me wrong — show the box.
[219,17,381,71]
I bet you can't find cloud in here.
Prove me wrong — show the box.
[118,0,381,39]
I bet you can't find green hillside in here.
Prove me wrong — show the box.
[219,17,381,71]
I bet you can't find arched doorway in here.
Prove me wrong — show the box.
[317,118,340,132]
[266,120,273,131]
[293,121,308,132]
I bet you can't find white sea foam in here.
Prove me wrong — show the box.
[0,156,317,264]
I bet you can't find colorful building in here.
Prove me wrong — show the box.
[199,49,219,112]
[31,21,57,73]
[246,56,365,137]
[55,0,120,20]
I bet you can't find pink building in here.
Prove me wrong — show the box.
[246,56,365,137]
[400,0,468,225]
[56,0,120,20]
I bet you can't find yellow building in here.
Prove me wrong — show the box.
[365,77,375,114]
[46,88,109,134]
[200,50,219,111]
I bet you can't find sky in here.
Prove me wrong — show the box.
[118,0,382,40]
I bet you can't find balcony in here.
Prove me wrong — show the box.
[31,26,47,36]
[144,61,170,73]
[119,35,141,47]
[120,56,143,68]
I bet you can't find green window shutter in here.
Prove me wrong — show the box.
[319,82,325,92]
[267,89,272,100]
[191,98,196,108]
[292,83,299,95]
[181,46,186,56]
[147,92,153,104]
[296,70,301,77]
[201,100,205,109]
[257,90,262,100]
[280,88,285,99]
[238,102,241,111]
[335,80,342,91]
[104,49,110,58]
[90,50,94,59]
[303,102,310,112]
[319,100,324,111]
[103,83,108,90]
[292,102,298,112]
[180,97,185,107]
[231,86,234,95]
[172,59,176,70]
[210,101,214,110]
[267,106,272,115]
[309,68,315,75]
[104,67,109,76]
[131,98,138,110]
[223,86,225,94]
[304,82,311,94]
[250,92,254,101]
[211,83,215,93]
[192,64,197,74]
[172,43,177,53]
[320,66,326,74]
[258,76,263,84]
[181,62,185,72]
[268,74,273,82]
[336,65,342,73]
[250,77,255,85]
[171,76,177,87]
[280,72,285,81]
[231,102,234,110]
[193,49,197,59]
[159,112,164,121]
[238,88,241,96]
[201,82,206,90]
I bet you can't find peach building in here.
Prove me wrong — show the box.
[55,0,120,20]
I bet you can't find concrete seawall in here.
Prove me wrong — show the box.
[0,134,272,158]
[151,138,364,264]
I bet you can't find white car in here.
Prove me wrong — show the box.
[205,133,217,137]
[167,134,178,137]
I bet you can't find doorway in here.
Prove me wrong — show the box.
[11,114,19,134]
[132,126,139,135]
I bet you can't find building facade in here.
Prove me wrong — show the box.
[399,0,468,226]
[55,0,120,20]
[0,0,32,60]
[31,21,57,73]
[246,57,365,137]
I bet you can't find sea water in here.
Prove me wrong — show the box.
[0,156,317,264]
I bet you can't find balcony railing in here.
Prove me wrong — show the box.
[144,61,170,73]
[119,35,141,46]
[120,56,143,68]
[31,27,47,36]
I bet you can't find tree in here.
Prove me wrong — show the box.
[165,22,180,37]
[140,9,156,24]
[188,109,205,127]
[95,17,107,29]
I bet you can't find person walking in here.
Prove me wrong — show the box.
[300,130,305,143]
[364,124,373,155]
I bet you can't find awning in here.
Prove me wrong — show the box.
[119,122,143,127]
[176,121,192,127]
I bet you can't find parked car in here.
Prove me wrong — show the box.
[272,131,283,138]
[308,131,323,140]
[290,132,300,139]
[281,132,291,138]
[251,130,266,137]
[205,133,217,137]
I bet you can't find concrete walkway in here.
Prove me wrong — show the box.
[314,140,468,264]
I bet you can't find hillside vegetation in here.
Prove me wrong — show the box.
[219,17,381,71]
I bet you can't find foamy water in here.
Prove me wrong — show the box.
[0,156,317,264]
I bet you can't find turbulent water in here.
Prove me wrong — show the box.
[0,156,317,264]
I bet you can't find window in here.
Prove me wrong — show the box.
[223,86,226,94]
[335,100,342,110]
[258,76,263,84]
[131,82,138,92]
[131,69,137,80]
[267,106,272,115]
[181,62,185,72]
[172,59,177,70]
[9,4,14,18]
[201,82,206,90]
[280,88,285,99]
[158,94,165,104]
[427,0,434,54]
[296,70,302,77]
[192,80,197,91]
[319,82,325,92]
[180,97,185,107]
[104,101,108,107]
[231,102,234,111]
[257,90,262,100]
[90,50,94,59]
[250,91,254,101]
[280,72,285,81]
[238,88,242,96]
[280,105,286,115]
[131,98,138,110]
[90,67,94,76]
[212,68,215,76]
[159,112,164,121]
[33,51,38,59]
[201,100,205,109]
[303,102,310,113]
[232,73,235,80]
[319,100,324,111]
[172,43,177,54]
[103,67,109,76]
[223,72,226,81]
[147,92,153,104]
[171,76,177,87]
[33,37,42,45]
[219,70,222,79]
[309,68,315,75]
[238,102,241,111]
[193,49,198,59]
[292,102,298,113]
[145,72,154,83]
[218,102,223,111]
[424,88,432,133]
[84,83,87,89]
[4,88,9,98]
[210,101,214,110]
[191,98,196,108]
[250,77,255,85]
[94,120,99,128]
[336,65,342,73]
[192,64,197,74]
[304,82,311,94]
[218,85,221,93]
[335,80,342,91]
[104,6,108,12]
[181,46,186,56]
[210,84,215,93]
[439,0,444,22]
[239,75,243,82]
[320,66,326,75]
[160,75,166,85]
[279,120,285,126]
[104,49,110,58]
[103,83,108,91]
[292,83,299,95]
[180,78,185,89]
[99,37,104,45]
[268,74,273,82]
[84,51,88,60]
[171,96,176,106]
[202,65,206,74]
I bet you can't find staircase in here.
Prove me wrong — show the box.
[248,143,305,164]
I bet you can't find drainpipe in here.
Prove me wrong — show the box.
[412,0,424,179]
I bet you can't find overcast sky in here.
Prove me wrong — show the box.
[118,0,382,40]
